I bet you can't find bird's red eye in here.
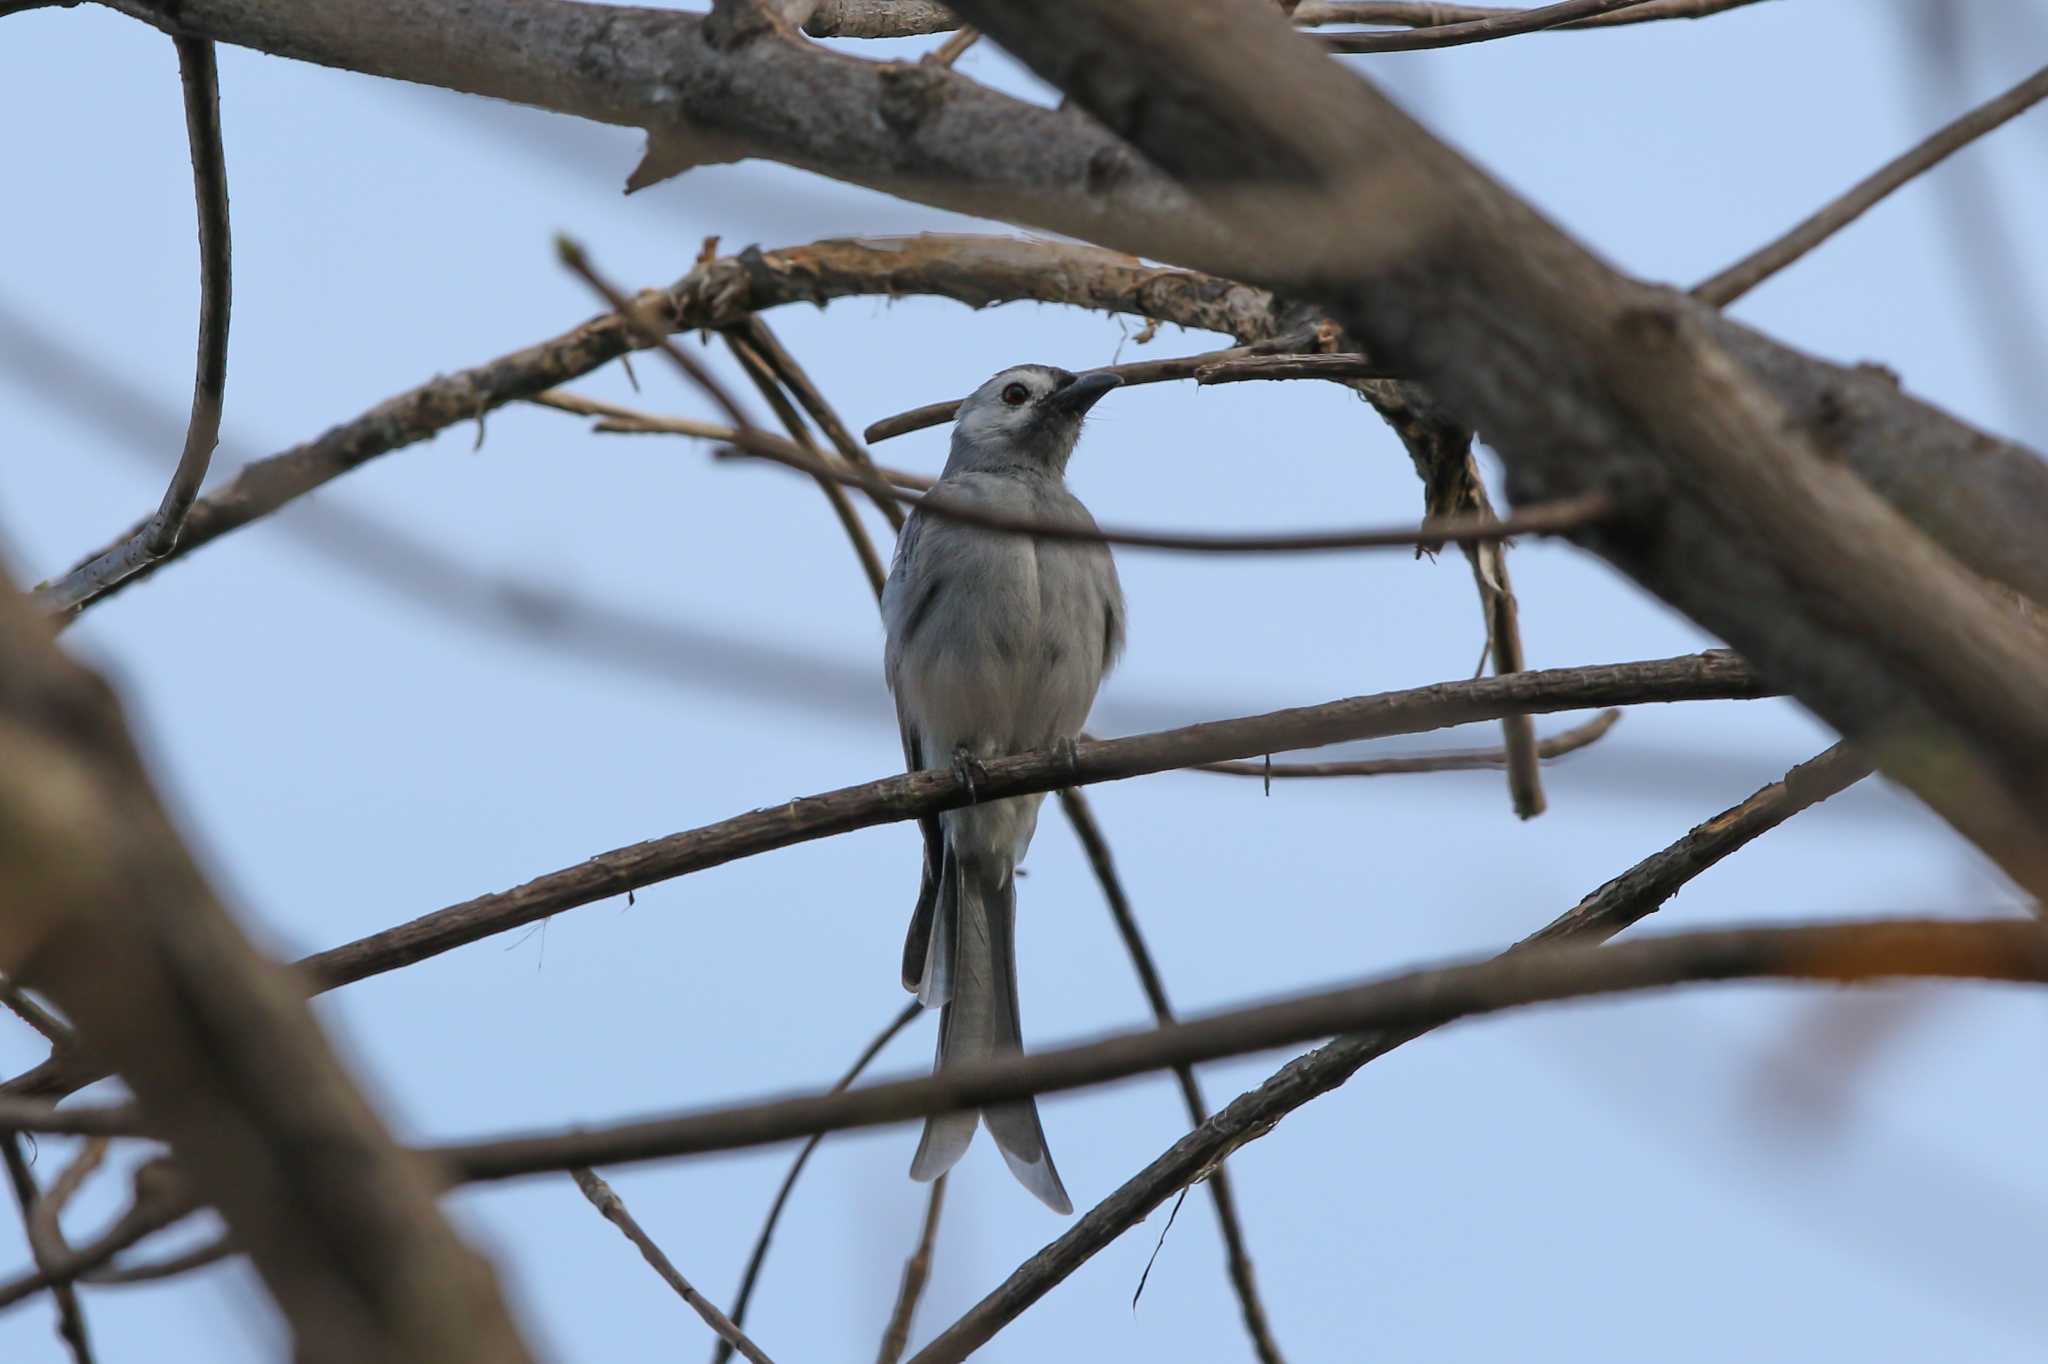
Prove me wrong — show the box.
[1001,383,1030,406]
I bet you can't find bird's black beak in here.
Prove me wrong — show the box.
[1050,370,1122,416]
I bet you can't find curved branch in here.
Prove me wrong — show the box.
[34,35,230,617]
[1196,707,1619,778]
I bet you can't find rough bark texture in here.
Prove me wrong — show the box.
[0,574,535,1364]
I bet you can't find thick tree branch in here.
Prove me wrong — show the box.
[906,741,1871,1362]
[947,0,2048,893]
[0,570,534,1361]
[293,651,1768,995]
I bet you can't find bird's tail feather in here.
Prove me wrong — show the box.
[907,854,1072,1214]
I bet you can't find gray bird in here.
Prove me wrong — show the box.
[881,364,1127,1214]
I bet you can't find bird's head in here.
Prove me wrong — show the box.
[947,364,1122,476]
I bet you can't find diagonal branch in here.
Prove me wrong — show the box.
[572,1167,777,1364]
[1057,788,1286,1364]
[2,1135,96,1364]
[1695,62,2048,306]
[715,1002,924,1364]
[33,35,230,617]
[904,741,1872,1363]
[292,651,1770,996]
[948,0,2048,893]
[875,1176,945,1364]
[436,913,2033,1184]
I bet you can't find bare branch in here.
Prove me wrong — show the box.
[0,569,535,1360]
[32,35,230,617]
[0,1099,143,1137]
[1316,0,1667,53]
[51,235,1286,618]
[0,1161,197,1311]
[724,325,891,597]
[1197,707,1619,777]
[437,914,2030,1183]
[1294,0,1761,26]
[1,1136,96,1364]
[875,1177,945,1364]
[571,1167,778,1364]
[716,1003,923,1364]
[907,741,1871,1363]
[951,0,2048,893]
[1695,63,2048,306]
[1058,788,1285,1364]
[728,428,1623,551]
[862,338,1332,443]
[292,653,1768,995]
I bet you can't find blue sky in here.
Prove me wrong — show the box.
[3,3,2047,1361]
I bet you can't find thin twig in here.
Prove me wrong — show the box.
[532,389,936,491]
[2,1136,96,1364]
[1294,0,1759,31]
[1315,0,1659,51]
[861,337,1340,443]
[439,914,2038,1184]
[32,35,229,616]
[732,320,910,529]
[724,328,891,596]
[714,1002,923,1364]
[905,742,1872,1364]
[571,1167,778,1364]
[1695,63,2048,306]
[923,25,979,66]
[293,651,1772,996]
[0,973,74,1051]
[27,1139,109,1274]
[1058,789,1286,1364]
[0,1163,199,1311]
[1197,708,1618,777]
[84,1232,236,1285]
[875,1176,946,1364]
[730,430,1623,552]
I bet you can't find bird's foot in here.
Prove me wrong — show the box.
[952,748,989,804]
[1055,736,1082,783]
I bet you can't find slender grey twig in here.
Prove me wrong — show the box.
[34,35,229,616]
[714,1002,923,1364]
[1197,708,1619,777]
[905,742,1872,1364]
[572,1166,778,1364]
[1695,64,2048,305]
[875,1176,946,1364]
[1058,788,1287,1364]
[2,1136,96,1364]
[1316,0,1660,50]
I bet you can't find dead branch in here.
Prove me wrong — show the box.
[294,651,1770,995]
[716,1003,923,1364]
[1695,63,2048,305]
[436,914,2027,1183]
[572,1167,777,1364]
[947,0,2048,894]
[32,36,229,617]
[906,741,1871,1362]
[0,568,535,1361]
[1316,0,1666,53]
[875,1177,945,1364]
[1197,708,1619,778]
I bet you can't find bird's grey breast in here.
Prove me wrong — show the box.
[884,470,1122,756]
